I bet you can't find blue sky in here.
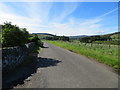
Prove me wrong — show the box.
[0,2,118,36]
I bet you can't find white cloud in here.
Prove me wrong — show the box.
[98,7,118,18]
[0,2,118,36]
[0,2,52,33]
[25,2,53,23]
[48,7,118,36]
[43,7,118,36]
[54,2,78,23]
[46,18,102,36]
[1,0,119,2]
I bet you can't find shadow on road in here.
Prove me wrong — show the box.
[37,57,61,68]
[42,46,49,48]
[2,57,61,89]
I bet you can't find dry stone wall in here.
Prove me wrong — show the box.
[2,42,36,73]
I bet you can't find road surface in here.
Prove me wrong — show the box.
[15,42,118,88]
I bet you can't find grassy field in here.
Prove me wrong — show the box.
[48,40,119,69]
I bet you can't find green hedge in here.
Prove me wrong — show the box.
[94,41,120,45]
[1,22,44,48]
[2,22,29,47]
[28,34,43,47]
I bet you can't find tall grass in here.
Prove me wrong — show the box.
[48,41,119,69]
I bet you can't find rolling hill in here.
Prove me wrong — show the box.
[31,32,120,41]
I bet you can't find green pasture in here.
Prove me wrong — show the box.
[48,41,119,69]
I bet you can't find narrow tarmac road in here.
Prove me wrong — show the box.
[15,42,118,88]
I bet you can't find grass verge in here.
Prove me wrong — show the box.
[48,41,119,69]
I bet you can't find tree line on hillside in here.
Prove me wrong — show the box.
[79,35,111,43]
[1,22,43,47]
[43,35,70,41]
[79,33,120,45]
[39,31,120,45]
